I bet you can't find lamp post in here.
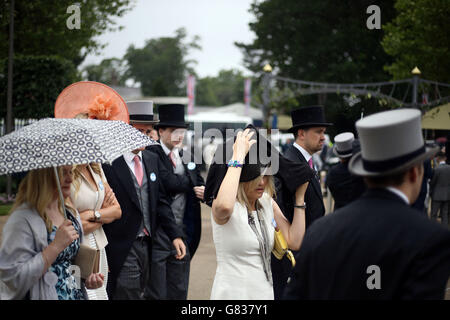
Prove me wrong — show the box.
[262,64,272,128]
[411,66,421,109]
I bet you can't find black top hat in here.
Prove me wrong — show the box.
[288,105,333,133]
[204,124,314,207]
[155,104,188,129]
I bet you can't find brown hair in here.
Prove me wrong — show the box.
[364,163,423,188]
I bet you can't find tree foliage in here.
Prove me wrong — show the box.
[83,58,127,86]
[0,0,134,67]
[236,0,396,83]
[196,69,246,106]
[124,28,201,97]
[0,56,78,119]
[382,0,450,82]
[235,0,398,132]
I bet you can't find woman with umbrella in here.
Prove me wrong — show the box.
[0,166,104,299]
[0,115,155,299]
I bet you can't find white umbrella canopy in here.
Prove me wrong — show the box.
[0,118,157,175]
[0,118,157,218]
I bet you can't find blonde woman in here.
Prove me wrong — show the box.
[209,129,310,300]
[0,166,103,300]
[71,163,121,300]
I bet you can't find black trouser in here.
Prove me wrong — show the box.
[148,245,190,300]
[113,236,152,300]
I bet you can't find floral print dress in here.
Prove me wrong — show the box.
[47,211,85,300]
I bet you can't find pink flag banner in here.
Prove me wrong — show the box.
[187,75,196,115]
[244,78,251,116]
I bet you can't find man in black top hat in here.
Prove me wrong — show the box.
[326,132,366,210]
[146,104,205,300]
[284,109,450,299]
[272,105,332,299]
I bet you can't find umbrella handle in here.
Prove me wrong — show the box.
[53,166,67,219]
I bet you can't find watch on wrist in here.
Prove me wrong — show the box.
[294,203,306,209]
[94,210,101,222]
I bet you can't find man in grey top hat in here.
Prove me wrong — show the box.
[326,132,366,210]
[284,109,450,299]
[102,101,186,300]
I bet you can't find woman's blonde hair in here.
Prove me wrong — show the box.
[236,175,275,210]
[10,167,67,232]
[71,163,105,199]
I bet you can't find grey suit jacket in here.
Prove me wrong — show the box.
[430,163,450,201]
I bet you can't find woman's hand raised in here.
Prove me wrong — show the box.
[232,128,257,161]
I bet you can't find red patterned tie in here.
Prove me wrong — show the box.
[169,151,176,168]
[133,155,143,186]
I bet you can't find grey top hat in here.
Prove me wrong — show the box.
[349,109,439,176]
[126,100,159,124]
[333,132,355,158]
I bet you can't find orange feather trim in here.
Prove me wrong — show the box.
[87,95,120,120]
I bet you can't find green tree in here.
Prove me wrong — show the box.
[0,0,134,67]
[196,69,246,106]
[83,58,127,86]
[382,0,450,82]
[236,0,396,82]
[124,28,201,97]
[236,0,398,132]
[0,56,78,119]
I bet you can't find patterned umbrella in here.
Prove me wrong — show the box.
[0,118,157,218]
[0,118,157,175]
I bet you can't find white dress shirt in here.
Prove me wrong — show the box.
[385,187,410,205]
[293,142,318,171]
[161,141,183,169]
[123,151,143,178]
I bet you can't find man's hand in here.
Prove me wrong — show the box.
[172,238,186,260]
[193,186,205,200]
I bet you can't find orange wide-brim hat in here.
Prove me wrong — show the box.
[54,81,129,123]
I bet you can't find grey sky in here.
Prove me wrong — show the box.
[81,0,257,78]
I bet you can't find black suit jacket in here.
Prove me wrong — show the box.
[272,144,326,299]
[146,143,204,257]
[284,189,450,299]
[279,144,325,226]
[326,161,366,210]
[102,150,183,296]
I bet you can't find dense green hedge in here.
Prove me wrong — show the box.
[0,55,78,119]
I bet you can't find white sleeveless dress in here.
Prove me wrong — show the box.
[71,165,109,300]
[210,193,275,300]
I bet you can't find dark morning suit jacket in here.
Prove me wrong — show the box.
[272,144,326,299]
[284,189,450,299]
[430,163,450,201]
[146,143,204,257]
[326,160,366,210]
[102,150,184,297]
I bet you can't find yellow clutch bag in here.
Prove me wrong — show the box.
[272,228,296,268]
